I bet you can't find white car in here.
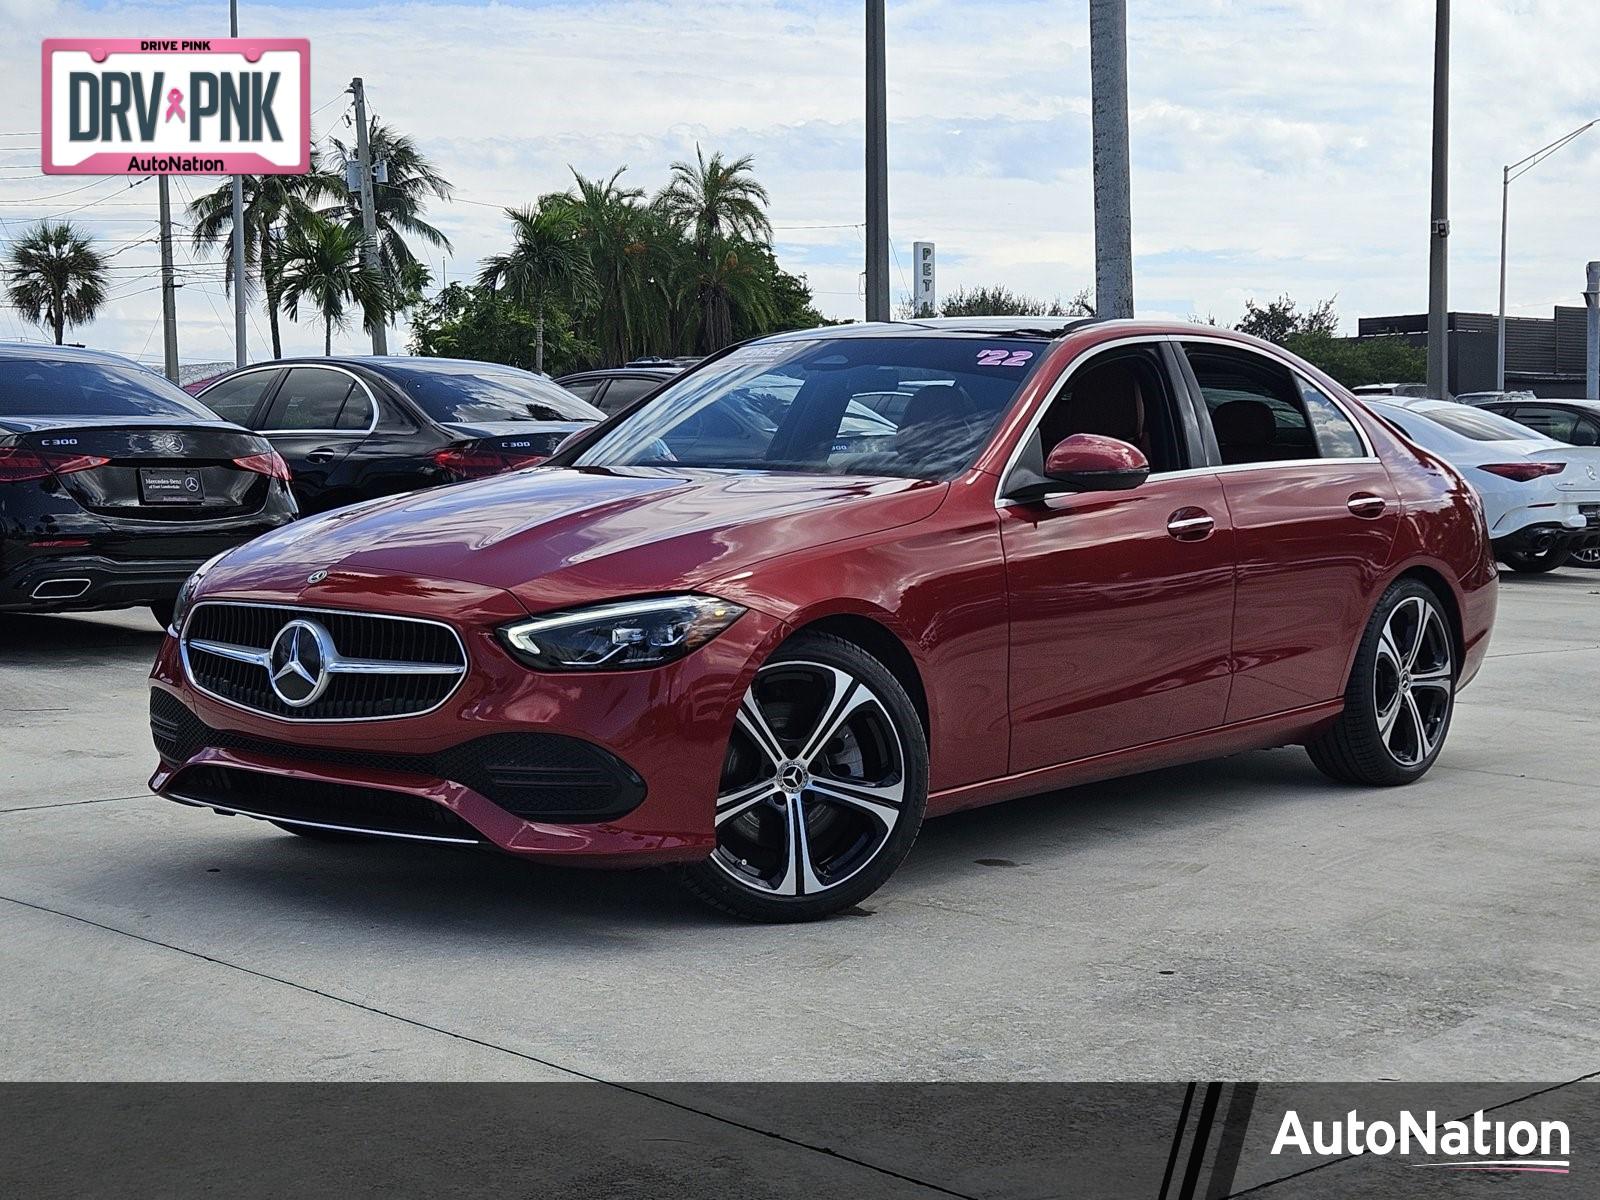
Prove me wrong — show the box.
[1367,397,1600,573]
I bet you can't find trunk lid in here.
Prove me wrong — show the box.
[9,423,276,520]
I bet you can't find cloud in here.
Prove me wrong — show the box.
[1,0,1597,360]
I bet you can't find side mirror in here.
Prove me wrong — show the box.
[1005,434,1150,502]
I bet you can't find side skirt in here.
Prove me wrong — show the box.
[926,699,1344,818]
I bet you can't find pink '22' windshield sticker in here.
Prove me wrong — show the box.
[976,348,1035,367]
[42,38,310,175]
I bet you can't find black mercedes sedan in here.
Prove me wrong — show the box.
[194,357,603,515]
[0,344,297,626]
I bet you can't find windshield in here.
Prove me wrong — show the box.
[0,358,217,420]
[381,362,604,424]
[1417,404,1541,442]
[574,336,1045,479]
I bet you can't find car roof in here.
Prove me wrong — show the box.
[757,316,1104,342]
[0,341,156,367]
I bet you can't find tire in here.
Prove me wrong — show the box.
[1306,578,1457,786]
[1497,546,1570,573]
[269,821,379,843]
[1568,544,1600,570]
[150,599,176,630]
[675,631,929,922]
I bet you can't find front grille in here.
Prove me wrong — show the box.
[174,764,484,842]
[182,601,466,720]
[151,689,647,823]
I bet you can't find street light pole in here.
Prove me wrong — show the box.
[864,0,890,323]
[1089,0,1133,319]
[1495,118,1599,391]
[1425,0,1449,400]
[229,0,246,368]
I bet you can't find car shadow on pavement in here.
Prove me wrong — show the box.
[122,747,1351,937]
[0,611,166,667]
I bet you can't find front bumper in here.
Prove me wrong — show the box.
[148,601,788,866]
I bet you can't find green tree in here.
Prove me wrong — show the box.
[479,204,594,373]
[548,168,655,366]
[187,159,343,358]
[656,146,773,354]
[1235,294,1338,345]
[409,282,592,375]
[937,284,1093,318]
[329,119,453,288]
[276,218,388,355]
[3,221,107,345]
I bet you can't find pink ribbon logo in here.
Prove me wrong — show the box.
[164,88,185,123]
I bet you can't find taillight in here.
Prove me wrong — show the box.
[1478,462,1563,482]
[431,446,548,480]
[233,451,292,481]
[0,447,110,482]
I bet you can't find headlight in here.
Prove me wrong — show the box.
[498,594,746,671]
[169,550,230,634]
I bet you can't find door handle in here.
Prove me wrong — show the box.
[1167,508,1215,541]
[305,449,337,464]
[1347,493,1387,518]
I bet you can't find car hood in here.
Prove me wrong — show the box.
[206,466,948,614]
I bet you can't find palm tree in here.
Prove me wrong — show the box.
[330,119,453,287]
[3,221,108,345]
[187,160,342,358]
[548,168,654,366]
[656,147,772,353]
[479,204,593,373]
[679,238,775,352]
[276,217,387,355]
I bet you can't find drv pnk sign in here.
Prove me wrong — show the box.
[42,38,310,175]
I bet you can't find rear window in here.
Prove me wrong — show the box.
[1415,404,1539,442]
[0,358,215,420]
[381,362,603,424]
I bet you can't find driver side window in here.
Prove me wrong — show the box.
[1031,346,1187,474]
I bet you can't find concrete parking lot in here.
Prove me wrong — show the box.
[2,568,1597,1082]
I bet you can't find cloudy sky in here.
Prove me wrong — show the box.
[2,0,1597,365]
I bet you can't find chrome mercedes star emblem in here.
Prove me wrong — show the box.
[307,570,328,585]
[268,619,335,707]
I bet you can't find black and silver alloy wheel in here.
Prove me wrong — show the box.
[1371,594,1454,768]
[678,632,928,921]
[1307,578,1457,786]
[1569,544,1600,569]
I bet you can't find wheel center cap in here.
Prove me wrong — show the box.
[1401,670,1412,691]
[778,762,809,794]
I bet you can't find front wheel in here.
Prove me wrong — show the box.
[675,632,928,922]
[1307,579,1457,786]
[1497,545,1570,573]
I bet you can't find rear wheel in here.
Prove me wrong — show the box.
[1498,545,1570,573]
[1569,544,1600,569]
[676,632,928,922]
[1307,579,1456,786]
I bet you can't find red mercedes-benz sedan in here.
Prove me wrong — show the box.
[148,319,1497,921]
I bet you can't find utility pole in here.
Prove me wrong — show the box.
[157,176,179,383]
[1585,261,1599,402]
[230,0,246,368]
[864,0,890,323]
[1089,0,1134,318]
[350,77,387,354]
[1425,0,1450,399]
